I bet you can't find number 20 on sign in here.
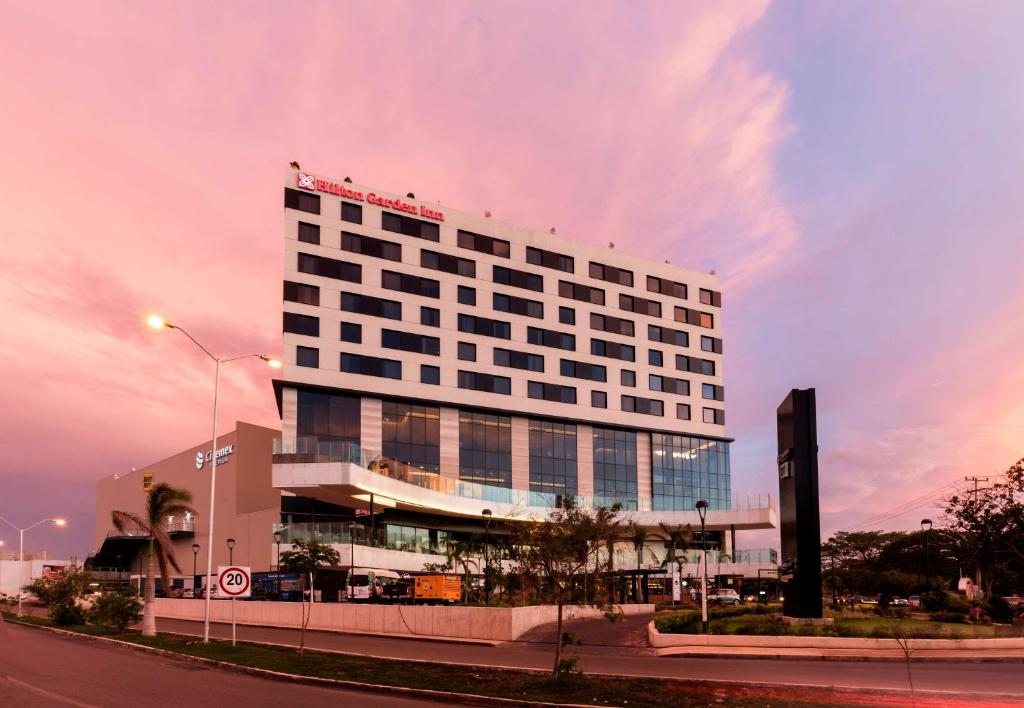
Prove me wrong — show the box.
[217,566,251,598]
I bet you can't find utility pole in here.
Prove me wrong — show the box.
[964,476,992,591]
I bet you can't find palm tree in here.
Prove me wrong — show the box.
[112,483,196,637]
[445,538,480,604]
[658,522,694,603]
[626,521,649,602]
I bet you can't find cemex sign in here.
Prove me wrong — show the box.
[777,388,823,619]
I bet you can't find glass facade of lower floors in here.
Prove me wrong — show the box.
[651,433,731,511]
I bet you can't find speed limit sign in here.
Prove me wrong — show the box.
[217,566,251,598]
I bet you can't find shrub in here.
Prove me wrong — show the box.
[989,596,1015,624]
[945,595,972,614]
[929,611,966,624]
[921,590,951,612]
[89,586,143,631]
[51,602,86,626]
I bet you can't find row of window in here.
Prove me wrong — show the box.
[286,189,721,306]
[295,391,731,506]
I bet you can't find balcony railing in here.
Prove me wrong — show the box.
[273,436,774,515]
[615,547,778,568]
[105,518,195,539]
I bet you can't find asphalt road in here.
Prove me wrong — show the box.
[0,618,453,708]
[154,616,1024,697]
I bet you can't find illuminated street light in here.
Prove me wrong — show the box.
[0,516,67,616]
[146,313,279,644]
[695,500,709,633]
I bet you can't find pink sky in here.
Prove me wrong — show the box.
[1,1,1023,558]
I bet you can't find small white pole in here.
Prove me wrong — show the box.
[231,596,236,647]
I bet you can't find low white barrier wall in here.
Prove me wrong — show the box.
[154,598,653,642]
[648,622,1024,652]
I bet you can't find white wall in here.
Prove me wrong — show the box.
[0,560,70,597]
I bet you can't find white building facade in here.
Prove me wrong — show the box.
[272,168,776,589]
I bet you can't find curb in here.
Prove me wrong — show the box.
[656,649,1024,664]
[6,620,590,708]
[9,618,1024,705]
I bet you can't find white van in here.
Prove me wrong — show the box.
[343,568,401,602]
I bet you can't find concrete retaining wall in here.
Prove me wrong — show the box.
[648,621,1024,651]
[154,598,653,642]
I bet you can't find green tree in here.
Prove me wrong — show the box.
[90,585,144,631]
[658,522,694,600]
[626,521,650,602]
[23,564,88,625]
[279,538,340,654]
[111,483,196,637]
[512,498,622,679]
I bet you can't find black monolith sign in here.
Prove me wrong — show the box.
[777,388,823,618]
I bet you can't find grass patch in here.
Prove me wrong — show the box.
[3,611,885,708]
[655,606,1024,638]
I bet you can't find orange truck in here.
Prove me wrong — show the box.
[413,575,461,604]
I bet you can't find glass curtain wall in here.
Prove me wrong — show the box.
[592,427,637,509]
[296,390,360,443]
[651,434,731,511]
[458,411,512,487]
[382,401,440,474]
[528,420,577,500]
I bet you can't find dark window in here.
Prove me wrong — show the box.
[590,338,635,361]
[589,312,635,337]
[675,354,716,375]
[493,265,543,292]
[591,391,607,409]
[459,411,512,487]
[383,401,440,473]
[676,403,691,421]
[382,212,440,242]
[648,324,689,348]
[340,322,362,343]
[647,275,687,300]
[298,253,361,283]
[458,314,511,339]
[381,329,440,356]
[341,353,401,379]
[527,381,577,404]
[342,232,402,262]
[527,326,575,351]
[421,307,440,327]
[284,281,320,306]
[458,285,477,306]
[458,342,476,362]
[284,187,320,214]
[699,288,722,307]
[382,270,439,298]
[649,349,663,367]
[529,420,577,498]
[675,306,714,329]
[457,371,511,395]
[622,395,663,416]
[421,365,440,385]
[420,249,476,277]
[593,428,637,509]
[651,374,689,395]
[297,390,359,443]
[619,293,661,317]
[702,383,725,401]
[341,292,402,320]
[700,335,723,354]
[457,229,510,258]
[526,246,574,273]
[621,370,636,387]
[494,348,544,372]
[296,346,319,368]
[559,359,606,382]
[493,292,543,319]
[559,280,605,305]
[341,201,363,224]
[297,221,320,244]
[702,407,725,425]
[283,312,319,337]
[589,261,633,287]
[559,306,576,325]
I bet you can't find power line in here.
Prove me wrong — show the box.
[839,479,966,533]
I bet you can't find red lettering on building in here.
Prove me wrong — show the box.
[296,173,444,221]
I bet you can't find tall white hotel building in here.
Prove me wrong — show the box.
[272,167,777,593]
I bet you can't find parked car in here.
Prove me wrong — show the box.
[891,597,909,607]
[907,595,921,608]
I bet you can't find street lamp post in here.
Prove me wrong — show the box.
[347,521,357,602]
[273,531,283,600]
[829,548,838,607]
[191,543,200,599]
[921,518,933,591]
[147,314,280,644]
[482,509,493,604]
[0,517,66,616]
[226,537,237,646]
[695,500,709,634]
[226,537,236,565]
